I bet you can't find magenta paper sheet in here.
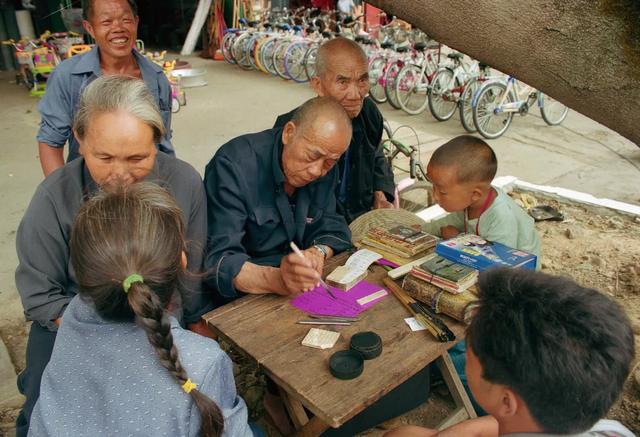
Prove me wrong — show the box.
[290,280,388,317]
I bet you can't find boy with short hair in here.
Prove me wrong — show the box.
[423,135,541,265]
[385,268,636,437]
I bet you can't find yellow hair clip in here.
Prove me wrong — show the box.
[182,378,197,394]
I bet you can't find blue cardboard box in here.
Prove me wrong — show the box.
[435,234,537,271]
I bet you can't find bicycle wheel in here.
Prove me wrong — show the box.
[303,44,318,79]
[273,40,291,80]
[247,35,261,70]
[428,68,459,121]
[384,62,402,109]
[395,64,429,115]
[472,81,515,139]
[261,38,278,76]
[398,181,433,213]
[381,120,394,161]
[221,32,237,64]
[284,42,309,83]
[368,55,387,103]
[232,33,253,70]
[539,93,569,125]
[458,77,481,132]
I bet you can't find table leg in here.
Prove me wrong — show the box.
[292,416,330,437]
[435,352,477,430]
[277,387,330,436]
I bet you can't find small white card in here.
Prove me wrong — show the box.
[404,317,427,332]
[356,289,388,306]
[301,328,340,349]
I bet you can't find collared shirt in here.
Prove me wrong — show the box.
[15,154,212,331]
[203,128,352,300]
[29,295,254,437]
[274,97,395,223]
[36,46,174,161]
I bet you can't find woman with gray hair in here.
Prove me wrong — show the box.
[14,75,213,437]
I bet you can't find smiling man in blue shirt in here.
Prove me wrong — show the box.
[36,0,174,177]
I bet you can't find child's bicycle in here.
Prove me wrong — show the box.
[381,121,433,213]
[2,37,58,96]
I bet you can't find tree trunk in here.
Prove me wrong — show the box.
[368,0,640,146]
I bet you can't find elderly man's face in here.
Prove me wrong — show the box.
[312,53,370,119]
[83,0,138,60]
[77,110,157,187]
[281,120,351,188]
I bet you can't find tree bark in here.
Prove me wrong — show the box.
[368,0,640,146]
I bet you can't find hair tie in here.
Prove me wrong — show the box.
[182,378,197,394]
[122,274,144,293]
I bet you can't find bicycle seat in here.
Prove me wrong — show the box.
[447,52,463,60]
[322,31,333,39]
[247,20,259,27]
[355,35,366,43]
[396,46,409,53]
[306,26,317,33]
[479,62,489,69]
[342,16,355,25]
[414,42,426,51]
[293,25,303,31]
[263,22,272,28]
[277,24,291,31]
[381,42,393,49]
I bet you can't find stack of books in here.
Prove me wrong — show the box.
[361,225,437,258]
[408,255,478,294]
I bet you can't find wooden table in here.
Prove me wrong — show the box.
[203,257,476,436]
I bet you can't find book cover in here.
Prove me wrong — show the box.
[402,275,477,322]
[418,255,478,283]
[435,234,537,271]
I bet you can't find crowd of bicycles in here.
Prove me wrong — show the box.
[221,7,569,140]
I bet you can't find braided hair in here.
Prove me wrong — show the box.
[70,183,224,437]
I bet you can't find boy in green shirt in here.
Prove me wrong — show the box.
[423,136,541,267]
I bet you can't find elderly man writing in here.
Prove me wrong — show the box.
[36,0,174,177]
[15,76,210,436]
[274,37,395,223]
[204,97,352,302]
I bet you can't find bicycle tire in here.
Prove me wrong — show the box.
[232,33,253,70]
[368,55,387,103]
[398,181,433,213]
[261,38,278,76]
[247,35,261,70]
[539,93,569,125]
[459,77,481,132]
[284,41,309,83]
[303,44,318,79]
[381,120,394,162]
[221,32,237,64]
[472,81,515,139]
[384,62,402,110]
[273,40,291,80]
[428,68,459,121]
[395,64,429,115]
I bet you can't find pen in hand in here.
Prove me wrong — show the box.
[289,242,337,299]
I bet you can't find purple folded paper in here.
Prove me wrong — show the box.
[377,258,400,268]
[290,280,387,317]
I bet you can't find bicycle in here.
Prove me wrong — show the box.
[471,76,569,139]
[427,52,473,121]
[393,41,440,115]
[381,121,433,213]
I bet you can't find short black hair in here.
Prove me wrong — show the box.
[429,135,497,183]
[468,268,634,434]
[82,0,138,20]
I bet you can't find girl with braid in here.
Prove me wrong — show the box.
[28,183,257,437]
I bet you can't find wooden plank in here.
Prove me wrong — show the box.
[278,386,309,429]
[292,416,330,437]
[436,353,477,419]
[436,406,470,430]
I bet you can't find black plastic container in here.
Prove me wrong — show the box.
[329,350,364,380]
[350,331,383,360]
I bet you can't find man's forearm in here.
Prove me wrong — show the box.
[233,262,286,295]
[38,142,65,177]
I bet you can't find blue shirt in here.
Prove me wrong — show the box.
[203,128,352,300]
[29,296,254,437]
[36,46,174,161]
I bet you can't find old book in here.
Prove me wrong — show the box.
[402,275,478,322]
[410,255,478,294]
[364,226,437,257]
[326,249,382,291]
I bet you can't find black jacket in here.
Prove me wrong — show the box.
[274,98,395,223]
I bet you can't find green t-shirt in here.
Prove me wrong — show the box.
[423,186,541,268]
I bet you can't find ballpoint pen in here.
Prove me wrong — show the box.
[289,241,337,299]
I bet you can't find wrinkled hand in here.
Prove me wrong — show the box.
[441,225,460,240]
[373,190,394,209]
[280,248,324,294]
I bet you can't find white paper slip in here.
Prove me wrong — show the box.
[404,317,427,332]
[356,289,388,306]
[301,328,340,349]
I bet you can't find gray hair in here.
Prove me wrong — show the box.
[291,96,352,136]
[74,75,164,143]
[315,37,368,77]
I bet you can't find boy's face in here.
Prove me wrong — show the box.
[466,344,505,416]
[426,163,478,212]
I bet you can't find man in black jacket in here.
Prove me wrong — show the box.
[274,37,395,223]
